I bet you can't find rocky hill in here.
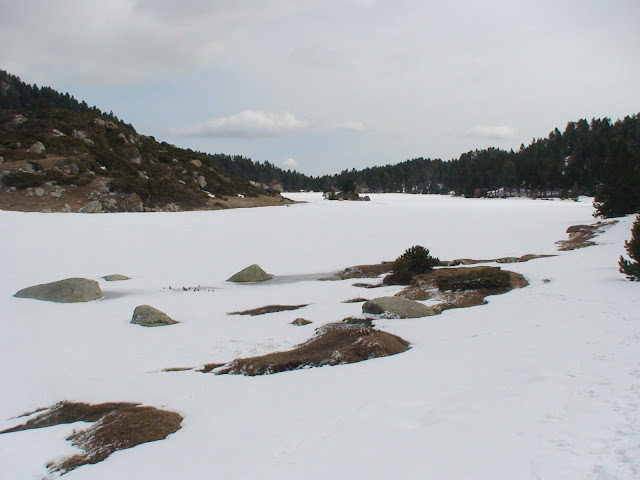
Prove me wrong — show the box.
[0,70,285,213]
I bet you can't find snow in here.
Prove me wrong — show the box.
[0,193,639,479]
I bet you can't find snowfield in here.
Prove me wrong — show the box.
[1,193,638,479]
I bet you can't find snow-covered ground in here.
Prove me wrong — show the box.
[1,193,638,479]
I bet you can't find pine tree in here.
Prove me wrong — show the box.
[594,137,640,217]
[619,215,640,280]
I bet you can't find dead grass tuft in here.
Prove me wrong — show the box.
[210,321,410,376]
[228,304,308,316]
[342,297,369,303]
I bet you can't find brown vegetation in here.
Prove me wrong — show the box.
[556,221,618,251]
[397,266,528,311]
[228,304,309,316]
[169,320,410,376]
[0,401,182,476]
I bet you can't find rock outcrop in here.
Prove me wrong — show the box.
[79,200,103,213]
[131,305,178,327]
[227,264,274,283]
[28,141,45,153]
[362,296,436,318]
[101,274,131,281]
[14,278,103,303]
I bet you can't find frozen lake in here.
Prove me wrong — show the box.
[1,193,638,479]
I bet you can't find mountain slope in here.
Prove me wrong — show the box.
[0,70,282,213]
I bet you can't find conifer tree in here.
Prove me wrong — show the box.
[619,215,640,280]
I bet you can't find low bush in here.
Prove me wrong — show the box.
[435,267,511,291]
[384,245,439,285]
[1,171,44,189]
[393,245,439,275]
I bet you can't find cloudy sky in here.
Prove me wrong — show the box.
[2,0,639,175]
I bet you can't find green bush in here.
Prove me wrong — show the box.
[619,215,640,280]
[435,268,511,292]
[383,245,439,285]
[1,171,44,189]
[393,245,439,275]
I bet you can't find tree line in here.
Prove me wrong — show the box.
[209,114,640,217]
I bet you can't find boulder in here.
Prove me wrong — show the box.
[11,114,28,125]
[362,296,436,318]
[50,191,62,198]
[190,159,202,168]
[124,192,144,212]
[197,176,207,188]
[131,305,178,327]
[34,188,45,197]
[79,200,103,213]
[94,118,106,127]
[72,129,87,140]
[227,264,274,283]
[14,278,103,303]
[291,318,312,326]
[101,274,131,281]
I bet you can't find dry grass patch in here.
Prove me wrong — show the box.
[448,254,555,265]
[202,321,410,376]
[556,220,618,251]
[397,266,528,311]
[0,401,182,476]
[342,297,369,303]
[335,262,394,279]
[228,304,308,316]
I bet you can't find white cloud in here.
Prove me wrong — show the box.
[467,125,517,139]
[170,110,309,138]
[0,0,369,85]
[335,121,366,132]
[283,158,298,169]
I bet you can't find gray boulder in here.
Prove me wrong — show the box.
[362,296,436,319]
[190,159,202,168]
[227,264,274,283]
[131,305,178,327]
[101,274,131,281]
[14,278,103,303]
[79,200,103,213]
[29,142,45,153]
[72,129,87,140]
[34,188,45,197]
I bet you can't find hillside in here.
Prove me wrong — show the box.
[0,70,285,213]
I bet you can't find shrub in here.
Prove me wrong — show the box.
[619,215,640,281]
[393,245,439,275]
[435,268,511,292]
[1,171,44,189]
[382,269,415,285]
[383,245,439,285]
